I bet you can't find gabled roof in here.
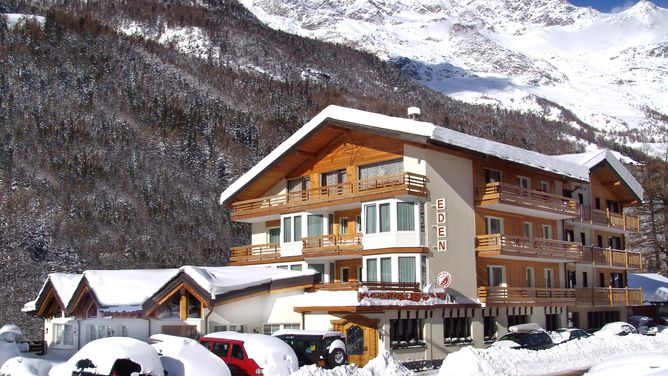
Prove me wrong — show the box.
[58,266,317,316]
[219,105,590,205]
[28,273,82,316]
[553,149,643,202]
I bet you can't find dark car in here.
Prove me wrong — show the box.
[550,328,592,344]
[490,323,554,350]
[272,329,347,368]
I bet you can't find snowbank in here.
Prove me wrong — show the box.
[0,356,52,376]
[0,342,20,370]
[149,334,230,376]
[439,334,668,376]
[290,351,413,376]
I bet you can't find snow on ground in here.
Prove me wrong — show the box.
[439,333,668,376]
[1,14,45,29]
[0,356,52,376]
[291,351,413,376]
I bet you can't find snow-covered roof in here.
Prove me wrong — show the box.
[28,273,82,313]
[628,273,668,303]
[554,149,643,201]
[219,105,590,205]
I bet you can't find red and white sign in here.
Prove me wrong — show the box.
[437,271,452,288]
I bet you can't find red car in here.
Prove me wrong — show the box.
[199,332,298,376]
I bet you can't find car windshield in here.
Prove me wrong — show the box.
[498,333,527,343]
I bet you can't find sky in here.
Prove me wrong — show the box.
[570,0,668,12]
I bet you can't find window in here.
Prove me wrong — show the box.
[568,270,577,288]
[610,273,623,288]
[339,218,349,234]
[597,235,603,248]
[307,215,323,237]
[53,324,73,346]
[544,269,554,288]
[187,292,202,318]
[397,202,415,231]
[321,169,346,196]
[580,232,586,245]
[231,344,245,359]
[545,314,560,331]
[359,159,403,180]
[595,197,601,210]
[485,169,502,183]
[356,215,362,232]
[290,264,302,271]
[483,316,497,341]
[294,216,302,241]
[276,265,288,270]
[507,315,528,327]
[565,229,574,242]
[540,181,550,193]
[578,193,584,205]
[365,204,377,234]
[606,200,620,213]
[283,215,302,243]
[288,177,309,192]
[398,257,416,283]
[88,324,113,342]
[212,325,244,333]
[485,217,503,234]
[526,267,535,288]
[487,266,505,287]
[340,267,349,282]
[263,324,281,335]
[158,294,180,319]
[380,257,392,282]
[582,271,588,287]
[523,222,533,238]
[517,176,530,189]
[308,263,324,276]
[283,217,292,243]
[268,228,280,244]
[365,203,390,233]
[366,259,378,282]
[608,236,622,250]
[212,342,229,357]
[87,303,97,319]
[390,319,424,348]
[444,317,471,344]
[542,225,552,239]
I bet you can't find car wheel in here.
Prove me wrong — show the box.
[328,348,346,367]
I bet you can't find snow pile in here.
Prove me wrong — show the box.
[290,351,412,376]
[150,334,230,376]
[49,337,164,376]
[439,334,668,376]
[0,356,52,376]
[0,342,20,370]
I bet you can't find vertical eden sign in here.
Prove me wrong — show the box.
[436,198,447,252]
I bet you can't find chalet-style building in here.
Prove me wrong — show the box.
[218,105,644,364]
[25,266,317,358]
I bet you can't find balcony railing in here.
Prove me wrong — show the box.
[476,182,579,218]
[229,243,281,264]
[477,286,576,306]
[302,233,363,257]
[309,281,420,292]
[475,234,582,262]
[230,172,427,219]
[580,246,642,269]
[577,206,640,233]
[575,287,643,307]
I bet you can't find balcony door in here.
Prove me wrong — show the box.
[517,176,531,190]
[321,169,347,196]
[487,266,506,287]
[485,217,503,235]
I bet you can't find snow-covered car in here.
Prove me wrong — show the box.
[49,337,164,376]
[149,334,230,376]
[272,329,347,368]
[585,352,668,376]
[549,328,591,344]
[594,321,638,337]
[490,323,554,350]
[627,315,659,336]
[0,324,29,352]
[199,332,298,376]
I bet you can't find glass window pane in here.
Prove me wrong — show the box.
[308,263,325,275]
[359,159,403,180]
[381,258,392,282]
[366,259,378,282]
[283,217,292,243]
[307,215,323,237]
[269,228,280,244]
[379,203,390,232]
[398,257,416,283]
[290,264,302,271]
[365,205,377,234]
[397,202,415,231]
[294,215,302,241]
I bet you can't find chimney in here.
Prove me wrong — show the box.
[407,107,421,120]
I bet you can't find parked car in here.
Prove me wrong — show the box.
[549,328,591,344]
[149,334,231,376]
[199,332,298,376]
[594,321,638,337]
[49,337,164,376]
[490,323,554,350]
[586,352,668,375]
[627,315,659,336]
[272,329,347,368]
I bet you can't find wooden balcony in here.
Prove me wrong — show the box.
[475,234,582,262]
[575,206,640,233]
[230,173,427,220]
[575,287,643,307]
[478,286,576,306]
[229,243,281,265]
[308,281,420,292]
[476,182,579,219]
[580,246,643,269]
[302,233,363,257]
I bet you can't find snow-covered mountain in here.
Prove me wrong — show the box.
[238,0,668,154]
